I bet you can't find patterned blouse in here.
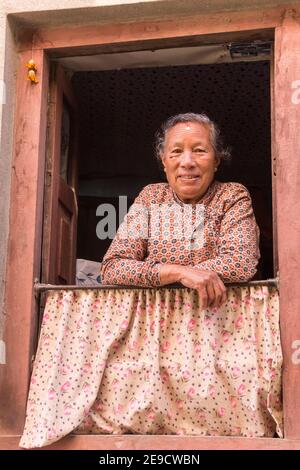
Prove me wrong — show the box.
[101,180,260,286]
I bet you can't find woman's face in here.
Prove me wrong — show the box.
[161,121,220,204]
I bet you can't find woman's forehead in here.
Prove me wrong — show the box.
[165,121,210,143]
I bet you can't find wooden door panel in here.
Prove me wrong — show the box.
[42,64,78,284]
[56,205,72,284]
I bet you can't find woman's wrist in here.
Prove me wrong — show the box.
[159,264,185,285]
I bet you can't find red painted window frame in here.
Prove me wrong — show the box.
[2,4,300,449]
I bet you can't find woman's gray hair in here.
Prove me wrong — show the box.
[155,112,231,164]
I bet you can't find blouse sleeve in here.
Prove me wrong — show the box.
[100,186,161,287]
[196,184,260,282]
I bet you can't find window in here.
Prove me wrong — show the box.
[43,44,276,285]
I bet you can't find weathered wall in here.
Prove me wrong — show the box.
[0,11,18,364]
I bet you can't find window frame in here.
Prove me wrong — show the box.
[2,4,300,448]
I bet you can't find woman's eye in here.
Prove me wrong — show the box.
[171,149,181,155]
[194,148,206,153]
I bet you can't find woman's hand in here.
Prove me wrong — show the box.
[159,264,227,310]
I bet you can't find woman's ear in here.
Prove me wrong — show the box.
[214,156,221,171]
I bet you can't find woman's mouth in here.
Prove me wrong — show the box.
[177,175,200,182]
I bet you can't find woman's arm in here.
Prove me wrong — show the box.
[100,186,161,287]
[196,185,260,282]
[157,185,259,308]
[159,264,227,309]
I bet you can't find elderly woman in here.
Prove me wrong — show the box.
[20,114,282,448]
[101,112,260,308]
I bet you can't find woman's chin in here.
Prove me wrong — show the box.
[177,191,204,204]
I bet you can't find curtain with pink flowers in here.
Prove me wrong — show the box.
[20,286,283,448]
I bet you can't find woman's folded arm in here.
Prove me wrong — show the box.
[195,187,260,282]
[100,187,161,287]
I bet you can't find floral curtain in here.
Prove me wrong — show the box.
[20,286,283,448]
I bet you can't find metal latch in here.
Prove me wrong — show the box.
[227,41,272,59]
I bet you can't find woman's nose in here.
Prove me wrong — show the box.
[180,150,196,167]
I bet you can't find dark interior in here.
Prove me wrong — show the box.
[72,60,273,279]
